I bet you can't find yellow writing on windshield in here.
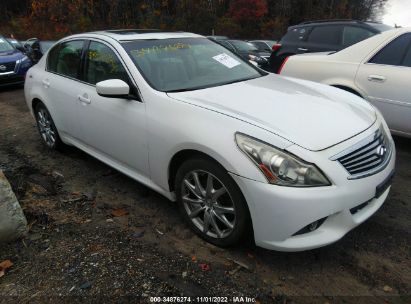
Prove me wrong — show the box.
[131,43,192,57]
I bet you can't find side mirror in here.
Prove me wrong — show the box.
[96,79,130,98]
[15,45,26,53]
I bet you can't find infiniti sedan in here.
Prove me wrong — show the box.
[24,30,395,251]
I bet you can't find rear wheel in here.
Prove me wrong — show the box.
[175,158,250,247]
[34,102,64,150]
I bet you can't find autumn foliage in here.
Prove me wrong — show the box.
[229,0,268,21]
[0,0,387,40]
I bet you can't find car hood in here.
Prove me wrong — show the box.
[0,49,24,63]
[167,74,376,151]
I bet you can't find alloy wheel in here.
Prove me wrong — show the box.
[181,170,236,239]
[37,108,56,148]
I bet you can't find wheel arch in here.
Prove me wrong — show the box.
[32,97,43,112]
[168,149,227,192]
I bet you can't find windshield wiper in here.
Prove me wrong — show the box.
[166,88,201,93]
[166,76,262,93]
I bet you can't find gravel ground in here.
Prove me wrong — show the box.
[0,86,410,304]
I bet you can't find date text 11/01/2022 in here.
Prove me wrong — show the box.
[149,296,256,303]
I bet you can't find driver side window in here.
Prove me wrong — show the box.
[84,41,129,85]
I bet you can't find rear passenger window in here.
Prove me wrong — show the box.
[308,26,342,45]
[282,27,311,42]
[369,34,411,66]
[342,26,374,46]
[84,41,129,85]
[47,40,84,79]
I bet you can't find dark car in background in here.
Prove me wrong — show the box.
[207,35,229,41]
[24,38,56,63]
[6,38,27,53]
[0,35,33,87]
[268,20,393,72]
[215,39,270,67]
[249,40,277,52]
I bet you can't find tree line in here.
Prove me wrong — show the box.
[0,0,387,40]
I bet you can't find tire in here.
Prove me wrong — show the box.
[34,102,65,151]
[175,157,250,247]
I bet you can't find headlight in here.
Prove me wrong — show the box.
[17,56,31,68]
[235,133,331,187]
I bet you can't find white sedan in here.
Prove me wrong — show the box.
[280,27,411,138]
[24,30,395,251]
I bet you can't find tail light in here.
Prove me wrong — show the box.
[272,43,282,52]
[277,56,289,74]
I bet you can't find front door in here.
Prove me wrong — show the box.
[76,40,149,177]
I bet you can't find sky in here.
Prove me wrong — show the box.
[383,0,411,27]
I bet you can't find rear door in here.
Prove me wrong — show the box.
[43,40,85,138]
[356,33,411,135]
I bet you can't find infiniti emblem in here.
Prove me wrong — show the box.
[377,145,387,157]
[0,65,6,71]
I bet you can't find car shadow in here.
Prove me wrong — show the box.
[0,84,24,93]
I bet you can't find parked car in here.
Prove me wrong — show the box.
[249,40,277,52]
[0,35,33,87]
[268,20,393,73]
[207,35,229,41]
[6,38,27,53]
[215,39,270,67]
[25,30,395,251]
[280,28,411,138]
[24,38,56,63]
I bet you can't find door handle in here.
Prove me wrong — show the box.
[42,79,50,88]
[368,75,386,83]
[78,94,91,104]
[298,48,308,52]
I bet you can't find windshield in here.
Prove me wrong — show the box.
[122,38,264,92]
[229,40,258,52]
[0,37,15,52]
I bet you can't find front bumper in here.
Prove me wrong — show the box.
[230,130,396,252]
[0,73,25,87]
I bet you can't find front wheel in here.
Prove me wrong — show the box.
[175,158,250,247]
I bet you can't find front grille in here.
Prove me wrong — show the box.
[331,127,392,179]
[0,61,16,73]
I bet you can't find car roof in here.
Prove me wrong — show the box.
[250,40,274,42]
[71,29,203,42]
[289,20,390,31]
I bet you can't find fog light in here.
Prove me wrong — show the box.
[308,221,319,231]
[292,217,327,236]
